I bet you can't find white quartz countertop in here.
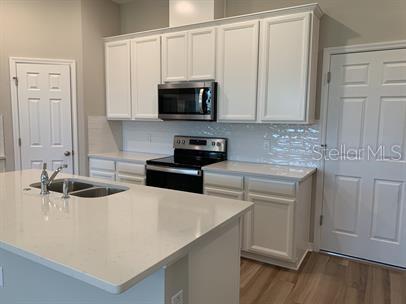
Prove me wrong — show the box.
[203,161,316,181]
[0,170,252,294]
[88,151,167,163]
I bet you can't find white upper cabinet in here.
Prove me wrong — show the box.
[188,27,216,80]
[131,35,161,120]
[105,40,132,119]
[162,32,188,82]
[217,21,259,122]
[162,27,216,82]
[258,12,318,123]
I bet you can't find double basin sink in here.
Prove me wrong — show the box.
[30,179,129,198]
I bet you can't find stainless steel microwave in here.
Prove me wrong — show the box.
[158,81,217,121]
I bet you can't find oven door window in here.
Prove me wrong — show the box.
[159,88,212,115]
[146,169,203,194]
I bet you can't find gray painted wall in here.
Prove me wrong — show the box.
[0,0,120,174]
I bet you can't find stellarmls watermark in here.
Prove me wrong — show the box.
[312,145,403,161]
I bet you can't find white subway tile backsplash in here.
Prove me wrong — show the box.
[123,121,320,167]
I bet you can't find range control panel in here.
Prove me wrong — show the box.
[173,136,227,153]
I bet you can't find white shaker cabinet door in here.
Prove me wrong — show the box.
[258,13,312,122]
[105,40,132,119]
[244,193,296,261]
[188,27,216,81]
[217,20,259,122]
[162,32,188,82]
[131,36,161,120]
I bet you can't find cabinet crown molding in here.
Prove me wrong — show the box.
[104,3,323,43]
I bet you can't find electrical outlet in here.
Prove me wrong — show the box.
[0,267,3,287]
[171,289,183,304]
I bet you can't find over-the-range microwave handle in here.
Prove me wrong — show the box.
[198,88,204,114]
[146,165,202,177]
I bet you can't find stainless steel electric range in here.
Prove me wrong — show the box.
[146,136,227,194]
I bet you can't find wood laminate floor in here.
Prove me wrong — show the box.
[240,252,405,304]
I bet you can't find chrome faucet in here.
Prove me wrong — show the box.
[40,163,68,195]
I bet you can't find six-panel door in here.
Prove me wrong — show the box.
[322,48,406,267]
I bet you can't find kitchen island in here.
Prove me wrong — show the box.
[0,170,252,304]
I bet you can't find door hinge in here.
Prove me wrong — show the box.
[327,72,331,84]
[18,138,22,147]
[13,76,18,86]
[319,215,324,226]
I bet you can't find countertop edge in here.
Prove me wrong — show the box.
[0,203,252,294]
[202,165,317,181]
[88,152,166,163]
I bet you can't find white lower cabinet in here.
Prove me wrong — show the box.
[204,171,313,270]
[89,169,116,181]
[244,192,295,261]
[89,158,116,181]
[204,186,244,200]
[89,158,146,185]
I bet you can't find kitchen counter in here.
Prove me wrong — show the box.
[203,160,316,181]
[0,170,251,294]
[88,151,167,163]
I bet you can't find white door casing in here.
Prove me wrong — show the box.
[321,48,406,267]
[16,63,74,172]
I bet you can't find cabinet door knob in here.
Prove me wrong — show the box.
[64,151,71,157]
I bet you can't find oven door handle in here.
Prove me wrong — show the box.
[146,165,202,176]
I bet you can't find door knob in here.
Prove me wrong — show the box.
[64,151,71,156]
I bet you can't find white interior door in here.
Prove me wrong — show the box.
[321,48,406,267]
[17,63,73,173]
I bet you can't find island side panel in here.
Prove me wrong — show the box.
[0,248,165,304]
[188,219,241,304]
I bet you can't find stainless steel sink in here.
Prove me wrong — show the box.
[71,187,126,198]
[31,179,94,193]
[30,178,128,198]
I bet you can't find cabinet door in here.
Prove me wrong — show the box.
[188,27,216,80]
[89,169,116,181]
[131,36,161,120]
[116,174,145,185]
[162,32,188,82]
[258,13,311,122]
[105,40,132,119]
[244,193,295,261]
[217,21,259,122]
[204,186,244,200]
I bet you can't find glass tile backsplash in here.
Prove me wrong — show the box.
[123,121,321,168]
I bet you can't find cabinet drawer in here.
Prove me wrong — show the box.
[204,186,244,200]
[246,177,296,197]
[117,173,145,185]
[89,158,115,171]
[89,169,116,181]
[204,172,243,190]
[116,162,145,176]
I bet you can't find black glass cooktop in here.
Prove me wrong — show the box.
[146,155,222,169]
